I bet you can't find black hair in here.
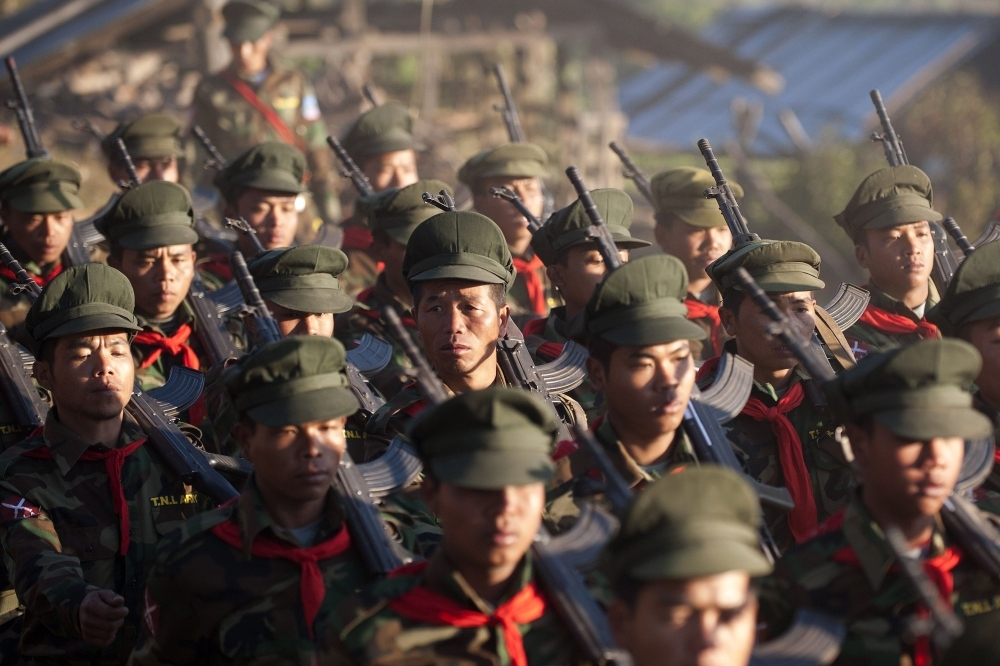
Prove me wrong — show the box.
[410,281,507,311]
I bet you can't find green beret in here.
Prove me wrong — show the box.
[407,386,556,489]
[403,211,516,291]
[222,0,280,43]
[247,245,353,314]
[341,102,423,162]
[18,264,141,355]
[835,165,942,241]
[929,241,1000,336]
[582,254,706,346]
[707,239,825,294]
[358,179,452,245]
[824,339,992,441]
[214,142,307,203]
[601,466,772,585]
[102,114,184,160]
[225,336,359,428]
[531,188,650,266]
[457,143,548,188]
[650,166,743,229]
[0,158,83,213]
[96,181,198,250]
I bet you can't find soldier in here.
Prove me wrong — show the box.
[0,158,84,327]
[604,466,772,666]
[331,386,586,665]
[0,263,208,663]
[128,336,371,665]
[650,167,738,360]
[190,0,337,227]
[337,179,449,398]
[835,166,942,358]
[760,339,1000,665]
[546,254,706,532]
[103,114,185,185]
[458,144,554,322]
[700,240,849,553]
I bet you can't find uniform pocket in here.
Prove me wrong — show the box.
[58,524,117,562]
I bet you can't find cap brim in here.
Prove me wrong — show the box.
[45,315,142,341]
[118,226,199,250]
[8,190,83,213]
[409,265,506,285]
[866,203,944,230]
[246,387,359,428]
[234,172,306,196]
[598,316,707,347]
[224,20,274,44]
[629,539,773,580]
[430,449,554,490]
[265,288,355,315]
[874,406,993,441]
[351,136,423,159]
[671,207,729,229]
[735,274,826,293]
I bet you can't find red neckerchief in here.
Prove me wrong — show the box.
[684,298,723,356]
[858,304,940,340]
[386,561,547,666]
[199,254,233,282]
[0,262,62,288]
[24,438,148,554]
[512,255,547,315]
[342,225,374,250]
[521,317,564,360]
[134,324,201,371]
[210,518,352,638]
[219,70,304,150]
[521,317,547,337]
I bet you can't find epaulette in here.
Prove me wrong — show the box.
[336,573,423,641]
[0,435,50,478]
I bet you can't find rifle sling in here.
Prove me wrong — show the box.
[814,307,856,371]
[220,70,304,150]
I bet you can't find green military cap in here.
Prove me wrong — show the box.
[581,254,705,346]
[929,241,1000,336]
[341,102,423,162]
[835,165,943,242]
[96,181,198,250]
[650,166,744,229]
[403,211,516,290]
[601,465,772,584]
[0,158,83,213]
[225,336,359,428]
[530,188,650,266]
[357,179,452,245]
[407,386,556,489]
[214,142,307,204]
[707,239,825,294]
[824,338,992,441]
[222,0,280,43]
[102,114,184,160]
[18,263,141,355]
[457,143,548,188]
[247,245,354,314]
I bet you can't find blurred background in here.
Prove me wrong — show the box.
[0,0,998,296]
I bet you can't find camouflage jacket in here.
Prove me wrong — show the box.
[127,478,370,665]
[545,416,696,534]
[698,350,854,554]
[523,307,600,420]
[0,410,207,664]
[843,282,940,360]
[760,491,1000,666]
[0,253,64,329]
[328,551,587,665]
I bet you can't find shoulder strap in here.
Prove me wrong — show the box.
[220,70,304,150]
[814,306,857,371]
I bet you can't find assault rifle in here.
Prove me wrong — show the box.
[192,124,227,171]
[489,186,541,232]
[327,135,375,198]
[492,63,525,143]
[608,141,654,205]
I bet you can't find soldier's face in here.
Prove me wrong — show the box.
[472,177,543,255]
[425,481,545,575]
[235,190,299,250]
[108,157,179,186]
[609,572,757,666]
[229,32,273,75]
[588,340,696,443]
[263,299,334,337]
[857,221,934,301]
[237,416,348,505]
[848,421,963,522]
[722,291,815,378]
[361,150,419,192]
[967,315,1000,408]
[36,330,134,422]
[654,220,732,283]
[111,245,196,320]
[547,245,629,315]
[1,207,74,266]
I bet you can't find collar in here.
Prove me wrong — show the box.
[866,280,939,322]
[41,410,146,476]
[593,417,694,487]
[546,306,573,341]
[135,300,195,335]
[720,339,809,402]
[689,283,721,305]
[422,548,534,614]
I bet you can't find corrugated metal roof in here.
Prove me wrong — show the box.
[620,7,1000,155]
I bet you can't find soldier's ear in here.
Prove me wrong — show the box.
[33,359,53,391]
[720,305,738,337]
[586,355,606,392]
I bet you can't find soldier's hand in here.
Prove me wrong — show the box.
[79,589,128,647]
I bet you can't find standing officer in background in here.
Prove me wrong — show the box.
[103,114,185,186]
[650,167,737,360]
[458,144,554,322]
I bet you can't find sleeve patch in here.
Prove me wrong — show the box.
[143,586,159,638]
[0,496,40,520]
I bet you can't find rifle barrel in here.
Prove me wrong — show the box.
[327,135,375,197]
[5,57,47,159]
[942,217,975,256]
[608,141,654,205]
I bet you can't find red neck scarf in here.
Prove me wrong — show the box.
[386,561,547,666]
[24,438,147,554]
[858,304,940,340]
[134,324,201,371]
[742,382,818,542]
[0,262,63,288]
[211,519,352,638]
[512,255,547,315]
[685,298,723,357]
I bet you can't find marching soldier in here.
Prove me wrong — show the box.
[330,387,587,665]
[760,339,1000,665]
[604,466,772,666]
[650,167,738,360]
[700,240,850,554]
[546,254,707,532]
[0,158,85,327]
[835,166,942,358]
[0,264,208,663]
[103,114,185,185]
[458,144,554,322]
